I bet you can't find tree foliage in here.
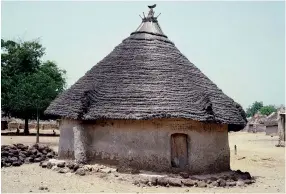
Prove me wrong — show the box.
[259,105,277,116]
[246,101,263,117]
[246,101,278,117]
[1,39,66,134]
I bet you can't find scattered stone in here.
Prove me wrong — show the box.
[58,168,69,174]
[1,144,56,168]
[218,179,226,187]
[147,181,152,187]
[185,189,189,192]
[149,177,158,185]
[73,164,80,171]
[197,181,207,188]
[66,162,75,170]
[211,181,219,187]
[244,179,252,184]
[133,180,140,185]
[83,165,93,172]
[75,168,86,176]
[167,178,182,187]
[57,162,65,168]
[241,172,252,180]
[226,181,237,187]
[26,157,34,163]
[46,162,53,169]
[19,156,25,162]
[34,158,42,163]
[157,177,169,186]
[1,151,9,157]
[182,179,196,187]
[99,167,117,173]
[12,161,21,166]
[46,152,54,158]
[51,166,60,172]
[180,172,189,179]
[10,149,19,155]
[236,179,245,187]
[10,157,18,162]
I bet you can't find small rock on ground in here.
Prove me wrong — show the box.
[75,168,86,176]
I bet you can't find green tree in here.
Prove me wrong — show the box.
[246,101,263,117]
[259,105,277,116]
[1,39,66,135]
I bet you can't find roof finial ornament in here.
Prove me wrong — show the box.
[147,4,156,18]
[139,4,160,22]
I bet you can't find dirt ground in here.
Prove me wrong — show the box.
[1,132,285,193]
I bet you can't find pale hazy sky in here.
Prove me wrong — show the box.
[1,1,285,109]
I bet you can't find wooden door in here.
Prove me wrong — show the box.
[171,134,188,168]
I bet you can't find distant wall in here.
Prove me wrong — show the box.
[248,124,266,133]
[265,125,278,136]
[59,118,230,174]
[7,120,59,130]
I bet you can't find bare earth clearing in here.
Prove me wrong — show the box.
[1,132,285,193]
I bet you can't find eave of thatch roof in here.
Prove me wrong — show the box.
[45,5,247,132]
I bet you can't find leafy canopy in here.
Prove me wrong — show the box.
[246,101,278,117]
[259,105,277,116]
[246,101,263,117]
[1,38,66,120]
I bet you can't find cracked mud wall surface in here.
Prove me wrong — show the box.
[58,118,230,174]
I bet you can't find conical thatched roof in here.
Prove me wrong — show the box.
[264,112,278,126]
[248,113,267,125]
[45,6,247,131]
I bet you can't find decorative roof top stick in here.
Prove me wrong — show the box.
[142,4,160,22]
[147,4,156,18]
[156,13,161,18]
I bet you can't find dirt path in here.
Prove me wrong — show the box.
[1,132,285,193]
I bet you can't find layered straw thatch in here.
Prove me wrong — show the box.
[45,6,247,131]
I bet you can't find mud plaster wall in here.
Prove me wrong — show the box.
[58,118,230,174]
[265,126,278,136]
[58,119,76,159]
[248,124,266,133]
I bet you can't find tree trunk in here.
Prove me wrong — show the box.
[36,109,40,143]
[24,118,29,135]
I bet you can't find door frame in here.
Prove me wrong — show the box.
[170,133,189,169]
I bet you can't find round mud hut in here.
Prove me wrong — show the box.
[45,5,247,174]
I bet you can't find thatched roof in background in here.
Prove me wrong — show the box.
[248,113,267,125]
[264,112,278,126]
[45,6,247,131]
